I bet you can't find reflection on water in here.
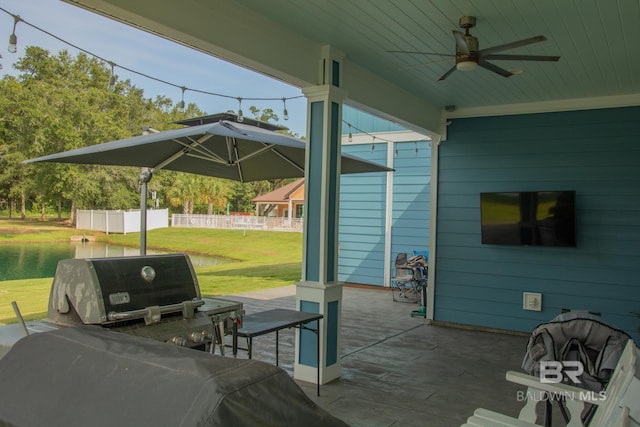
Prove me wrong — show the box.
[0,242,228,281]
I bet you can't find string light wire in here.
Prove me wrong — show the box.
[343,119,430,156]
[343,120,413,145]
[0,6,304,108]
[0,6,436,137]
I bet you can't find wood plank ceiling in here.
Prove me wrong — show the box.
[65,0,640,124]
[233,0,640,114]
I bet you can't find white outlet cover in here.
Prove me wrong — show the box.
[523,292,542,311]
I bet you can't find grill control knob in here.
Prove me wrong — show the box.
[189,331,206,343]
[141,265,156,283]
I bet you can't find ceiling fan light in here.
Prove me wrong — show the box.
[456,60,478,71]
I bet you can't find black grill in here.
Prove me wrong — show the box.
[46,253,243,350]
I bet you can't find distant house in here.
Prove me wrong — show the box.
[252,178,305,219]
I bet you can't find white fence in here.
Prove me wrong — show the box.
[76,209,169,234]
[171,214,303,232]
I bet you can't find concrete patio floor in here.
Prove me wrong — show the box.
[223,284,532,427]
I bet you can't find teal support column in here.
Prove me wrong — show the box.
[295,46,347,385]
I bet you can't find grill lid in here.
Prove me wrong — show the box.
[48,254,201,325]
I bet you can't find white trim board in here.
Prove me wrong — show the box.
[342,130,430,145]
[444,93,640,120]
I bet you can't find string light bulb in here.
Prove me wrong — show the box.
[107,61,117,91]
[8,15,20,53]
[237,97,244,122]
[282,98,289,120]
[344,120,418,157]
[176,86,186,110]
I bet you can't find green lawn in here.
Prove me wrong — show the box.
[0,219,302,325]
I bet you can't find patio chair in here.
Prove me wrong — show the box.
[519,311,633,426]
[391,253,419,303]
[462,339,639,427]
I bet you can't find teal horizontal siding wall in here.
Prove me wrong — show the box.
[338,106,431,286]
[339,140,431,286]
[339,143,388,285]
[436,106,640,342]
[391,142,430,258]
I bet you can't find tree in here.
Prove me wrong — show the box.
[249,105,279,124]
[0,76,40,218]
[0,47,298,220]
[200,178,231,215]
[0,47,206,220]
[167,173,201,214]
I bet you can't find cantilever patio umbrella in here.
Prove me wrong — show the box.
[25,119,391,253]
[25,120,389,181]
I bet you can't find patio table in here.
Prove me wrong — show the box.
[236,308,323,395]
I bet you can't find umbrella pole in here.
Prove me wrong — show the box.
[138,168,153,256]
[138,126,159,256]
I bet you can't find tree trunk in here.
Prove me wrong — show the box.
[207,201,213,215]
[70,200,76,226]
[20,191,26,220]
[9,199,14,218]
[57,199,62,221]
[41,201,46,221]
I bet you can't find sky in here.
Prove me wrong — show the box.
[0,0,308,136]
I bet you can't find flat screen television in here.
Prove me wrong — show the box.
[480,191,576,247]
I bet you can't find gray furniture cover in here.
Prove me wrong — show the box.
[522,311,632,392]
[0,326,348,427]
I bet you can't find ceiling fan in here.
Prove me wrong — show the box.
[389,16,560,81]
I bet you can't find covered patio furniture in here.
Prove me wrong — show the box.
[0,325,348,427]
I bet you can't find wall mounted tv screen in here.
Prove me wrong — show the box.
[480,191,576,247]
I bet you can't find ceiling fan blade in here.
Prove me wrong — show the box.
[480,35,547,55]
[453,30,470,55]
[482,54,560,62]
[478,60,513,78]
[438,65,457,81]
[394,57,455,72]
[387,50,455,57]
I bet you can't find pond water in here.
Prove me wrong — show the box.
[0,242,229,281]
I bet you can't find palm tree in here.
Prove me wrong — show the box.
[200,177,230,215]
[168,173,201,214]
